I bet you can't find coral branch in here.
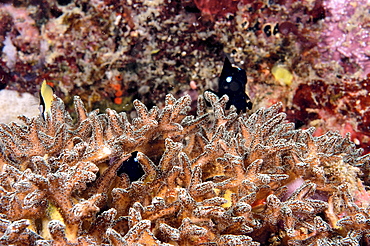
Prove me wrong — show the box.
[0,92,369,245]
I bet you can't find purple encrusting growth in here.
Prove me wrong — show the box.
[318,0,370,77]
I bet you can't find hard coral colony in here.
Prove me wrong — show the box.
[0,91,369,245]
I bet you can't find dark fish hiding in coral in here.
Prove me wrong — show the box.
[117,151,145,182]
[212,57,252,113]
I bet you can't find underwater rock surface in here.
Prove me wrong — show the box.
[0,89,39,123]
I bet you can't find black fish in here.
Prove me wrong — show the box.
[117,151,145,182]
[215,57,252,113]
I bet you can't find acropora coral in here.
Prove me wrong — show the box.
[0,92,369,245]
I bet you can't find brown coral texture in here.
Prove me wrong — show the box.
[0,92,369,245]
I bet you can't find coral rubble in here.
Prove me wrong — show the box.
[0,92,369,245]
